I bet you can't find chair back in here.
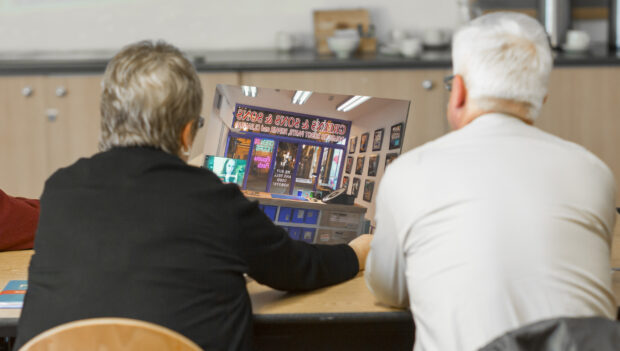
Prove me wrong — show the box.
[479,316,620,351]
[19,317,203,351]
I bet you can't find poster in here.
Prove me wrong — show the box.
[345,156,353,174]
[342,176,350,191]
[390,123,403,150]
[234,104,350,144]
[246,138,275,191]
[363,179,375,202]
[270,142,298,194]
[351,178,361,197]
[372,128,384,151]
[385,152,399,168]
[359,132,369,153]
[355,156,365,175]
[368,154,379,177]
[349,136,357,154]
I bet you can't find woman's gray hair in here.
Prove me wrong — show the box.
[99,40,203,155]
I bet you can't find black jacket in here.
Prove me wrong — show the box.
[15,147,359,350]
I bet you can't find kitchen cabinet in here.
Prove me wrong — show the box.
[536,67,620,266]
[1,65,618,264]
[0,75,100,199]
[239,69,451,152]
[0,76,48,198]
[0,72,240,198]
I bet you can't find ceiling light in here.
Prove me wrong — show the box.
[337,95,371,112]
[292,90,313,105]
[241,85,257,98]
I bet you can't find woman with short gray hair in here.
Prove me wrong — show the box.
[16,40,370,351]
[99,40,203,158]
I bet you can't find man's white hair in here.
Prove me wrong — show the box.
[452,12,553,120]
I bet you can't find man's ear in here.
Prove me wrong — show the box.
[447,74,468,130]
[543,94,548,104]
[452,75,467,108]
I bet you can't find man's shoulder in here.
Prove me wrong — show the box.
[532,127,615,179]
[389,130,459,169]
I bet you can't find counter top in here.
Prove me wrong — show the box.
[0,251,410,339]
[248,273,409,323]
[1,45,619,75]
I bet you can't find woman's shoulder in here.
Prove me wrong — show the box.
[45,147,223,190]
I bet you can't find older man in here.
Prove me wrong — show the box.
[365,12,617,351]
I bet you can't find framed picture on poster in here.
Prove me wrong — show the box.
[363,179,375,202]
[367,154,380,177]
[351,178,361,197]
[385,152,399,168]
[345,156,353,174]
[355,156,365,175]
[389,123,404,150]
[349,136,357,154]
[372,128,384,151]
[342,176,350,191]
[359,132,369,153]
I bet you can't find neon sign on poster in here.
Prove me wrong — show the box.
[245,138,275,191]
[234,105,350,144]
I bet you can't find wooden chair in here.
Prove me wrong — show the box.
[19,317,203,351]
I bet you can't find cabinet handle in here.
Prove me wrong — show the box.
[55,86,67,97]
[46,108,58,122]
[22,86,33,97]
[422,80,434,91]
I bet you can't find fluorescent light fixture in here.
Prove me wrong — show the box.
[337,95,371,112]
[292,90,313,105]
[241,85,257,98]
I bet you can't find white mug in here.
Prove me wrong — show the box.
[423,29,448,46]
[390,29,406,44]
[400,38,423,58]
[565,30,590,50]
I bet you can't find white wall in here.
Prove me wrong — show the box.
[0,0,461,53]
[345,100,409,228]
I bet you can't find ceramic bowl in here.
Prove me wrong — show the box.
[327,36,360,59]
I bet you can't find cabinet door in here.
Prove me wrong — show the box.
[0,76,48,198]
[537,67,620,266]
[192,72,239,159]
[45,75,102,174]
[239,69,450,152]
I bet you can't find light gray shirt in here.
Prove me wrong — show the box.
[366,113,617,351]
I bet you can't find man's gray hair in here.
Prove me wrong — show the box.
[452,12,553,120]
[99,40,203,155]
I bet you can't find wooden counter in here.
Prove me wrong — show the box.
[0,250,414,350]
[2,250,620,350]
[0,250,33,336]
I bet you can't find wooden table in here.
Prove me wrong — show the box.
[248,274,414,350]
[0,250,33,337]
[0,250,414,350]
[3,250,619,350]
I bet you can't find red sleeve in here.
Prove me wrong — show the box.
[0,189,39,251]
